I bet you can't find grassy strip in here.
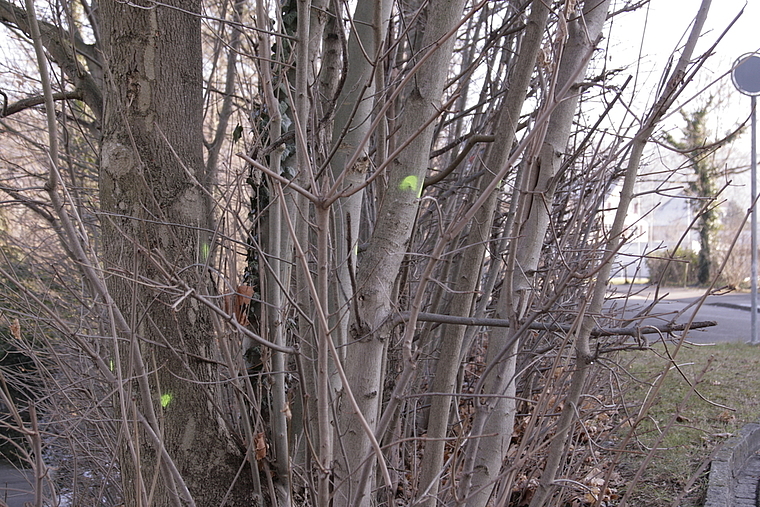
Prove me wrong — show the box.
[616,341,760,506]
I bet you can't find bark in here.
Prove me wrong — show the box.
[334,1,467,505]
[4,0,718,505]
[254,0,291,501]
[99,0,250,504]
[460,2,612,506]
[328,0,391,361]
[514,0,612,298]
[291,0,331,497]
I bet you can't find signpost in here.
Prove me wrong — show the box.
[732,53,760,344]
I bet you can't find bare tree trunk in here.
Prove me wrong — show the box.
[334,2,468,505]
[204,0,243,214]
[460,2,612,506]
[322,2,392,504]
[513,0,611,299]
[253,2,293,503]
[4,0,725,505]
[329,0,391,361]
[99,0,250,504]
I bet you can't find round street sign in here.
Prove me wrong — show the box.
[732,53,760,96]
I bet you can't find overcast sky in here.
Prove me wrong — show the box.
[611,0,759,120]
[603,1,759,206]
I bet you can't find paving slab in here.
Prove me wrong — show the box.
[733,452,760,506]
[706,426,760,507]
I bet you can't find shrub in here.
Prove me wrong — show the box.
[0,325,39,464]
[647,248,700,286]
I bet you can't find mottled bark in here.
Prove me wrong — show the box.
[99,0,250,504]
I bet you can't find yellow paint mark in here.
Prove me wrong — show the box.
[160,393,173,408]
[399,175,423,197]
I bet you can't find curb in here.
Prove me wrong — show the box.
[704,422,760,507]
[708,302,758,313]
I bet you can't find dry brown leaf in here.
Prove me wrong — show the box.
[235,285,254,325]
[717,410,736,424]
[223,285,254,325]
[9,318,21,340]
[254,432,267,461]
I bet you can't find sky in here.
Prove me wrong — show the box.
[643,0,759,66]
[2,0,755,162]
[596,1,760,270]
[609,0,760,127]
[603,0,760,207]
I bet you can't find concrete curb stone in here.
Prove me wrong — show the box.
[704,422,760,507]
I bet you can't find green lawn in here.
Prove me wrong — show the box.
[614,341,760,506]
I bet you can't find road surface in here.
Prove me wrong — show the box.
[612,285,758,344]
[0,463,33,507]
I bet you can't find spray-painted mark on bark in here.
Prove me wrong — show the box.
[399,175,422,197]
[160,392,173,408]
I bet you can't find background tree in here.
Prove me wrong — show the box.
[664,101,742,285]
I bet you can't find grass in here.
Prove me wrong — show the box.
[614,340,760,506]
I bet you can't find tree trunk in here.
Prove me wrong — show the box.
[329,0,391,361]
[334,1,467,505]
[100,0,250,504]
[461,2,611,506]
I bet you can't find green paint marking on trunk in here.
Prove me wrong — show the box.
[160,393,173,408]
[399,175,421,197]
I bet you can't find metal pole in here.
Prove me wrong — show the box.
[730,54,760,342]
[752,95,758,343]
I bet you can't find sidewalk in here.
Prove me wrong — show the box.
[616,284,756,311]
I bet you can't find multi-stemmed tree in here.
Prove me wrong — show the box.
[0,0,725,505]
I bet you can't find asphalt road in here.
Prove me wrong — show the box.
[612,285,759,344]
[0,463,34,507]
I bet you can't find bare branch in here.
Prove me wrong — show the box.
[0,90,84,118]
[393,311,716,337]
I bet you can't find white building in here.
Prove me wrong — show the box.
[605,184,698,283]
